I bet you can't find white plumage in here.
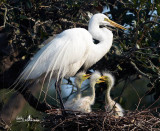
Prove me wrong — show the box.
[71,71,102,113]
[16,13,126,85]
[102,72,124,117]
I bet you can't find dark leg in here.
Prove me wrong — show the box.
[55,79,66,115]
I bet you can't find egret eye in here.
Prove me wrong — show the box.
[100,25,105,28]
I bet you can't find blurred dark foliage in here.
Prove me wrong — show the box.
[0,0,160,101]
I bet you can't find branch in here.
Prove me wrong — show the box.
[0,5,7,30]
[15,80,59,112]
[142,21,160,26]
[20,89,57,112]
[130,61,151,79]
[59,18,88,28]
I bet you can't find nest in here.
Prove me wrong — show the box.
[42,108,160,131]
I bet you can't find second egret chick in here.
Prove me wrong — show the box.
[72,71,103,113]
[64,72,90,110]
[102,72,124,117]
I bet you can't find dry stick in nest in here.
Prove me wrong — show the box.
[42,108,160,130]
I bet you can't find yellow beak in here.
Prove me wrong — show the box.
[104,18,127,30]
[84,74,91,79]
[96,76,105,83]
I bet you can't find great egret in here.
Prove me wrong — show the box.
[102,72,124,117]
[64,72,90,110]
[71,71,103,113]
[15,13,126,110]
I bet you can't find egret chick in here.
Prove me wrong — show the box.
[71,71,103,113]
[102,72,124,117]
[64,72,90,110]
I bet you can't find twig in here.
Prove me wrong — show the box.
[0,6,7,30]
[59,18,88,27]
[130,61,151,79]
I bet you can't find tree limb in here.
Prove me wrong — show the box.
[130,61,151,79]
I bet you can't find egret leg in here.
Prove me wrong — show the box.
[55,79,66,115]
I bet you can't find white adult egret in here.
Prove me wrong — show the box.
[102,72,124,117]
[16,13,126,110]
[71,71,103,113]
[64,72,90,110]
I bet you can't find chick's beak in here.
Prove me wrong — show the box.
[96,76,105,83]
[84,74,91,79]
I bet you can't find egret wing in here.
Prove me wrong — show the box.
[18,28,92,82]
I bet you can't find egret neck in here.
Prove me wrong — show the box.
[75,80,83,100]
[89,79,96,105]
[85,18,113,69]
[105,83,113,105]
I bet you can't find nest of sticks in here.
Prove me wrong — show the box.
[41,107,160,131]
